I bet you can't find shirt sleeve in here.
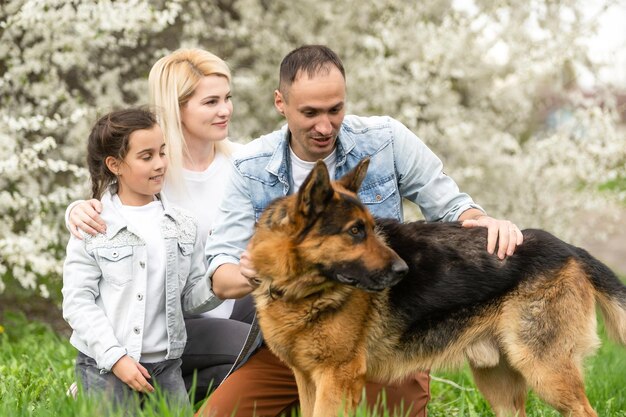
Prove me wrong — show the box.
[181,228,224,315]
[204,161,257,277]
[391,119,483,221]
[61,236,126,371]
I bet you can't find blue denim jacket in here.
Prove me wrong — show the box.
[62,191,222,372]
[205,115,482,277]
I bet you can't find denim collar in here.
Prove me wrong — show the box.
[100,189,179,240]
[265,122,357,183]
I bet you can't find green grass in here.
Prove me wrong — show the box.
[428,320,626,416]
[0,311,193,417]
[1,311,624,417]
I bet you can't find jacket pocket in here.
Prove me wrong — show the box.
[358,175,396,204]
[358,175,401,219]
[97,247,133,286]
[177,242,194,285]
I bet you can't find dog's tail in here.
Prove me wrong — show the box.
[576,246,626,345]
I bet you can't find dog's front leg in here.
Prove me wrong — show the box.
[293,370,316,417]
[311,359,366,417]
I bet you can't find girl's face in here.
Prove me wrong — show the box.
[108,125,168,206]
[180,75,233,145]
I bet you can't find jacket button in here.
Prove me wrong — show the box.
[133,327,141,334]
[375,194,382,201]
[111,251,119,258]
[137,293,143,301]
[139,261,146,268]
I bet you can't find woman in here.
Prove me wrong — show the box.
[66,49,254,401]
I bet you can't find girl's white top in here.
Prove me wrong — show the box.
[115,195,168,362]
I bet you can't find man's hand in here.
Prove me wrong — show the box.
[69,199,106,239]
[461,213,523,259]
[240,248,260,289]
[212,244,260,299]
[111,355,154,393]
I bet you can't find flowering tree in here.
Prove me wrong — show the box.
[0,0,183,296]
[1,0,624,299]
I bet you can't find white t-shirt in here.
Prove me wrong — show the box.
[162,149,239,318]
[289,147,338,191]
[113,195,168,363]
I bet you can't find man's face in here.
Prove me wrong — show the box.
[274,66,346,162]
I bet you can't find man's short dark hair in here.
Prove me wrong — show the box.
[278,45,346,97]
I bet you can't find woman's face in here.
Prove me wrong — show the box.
[180,75,233,144]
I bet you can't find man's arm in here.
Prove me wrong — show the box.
[392,119,482,221]
[204,162,259,299]
[212,263,255,299]
[390,119,523,258]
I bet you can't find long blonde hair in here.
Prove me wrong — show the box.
[148,48,236,189]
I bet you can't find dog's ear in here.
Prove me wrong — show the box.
[297,160,334,220]
[337,157,370,193]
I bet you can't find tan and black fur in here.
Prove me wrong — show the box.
[249,158,626,417]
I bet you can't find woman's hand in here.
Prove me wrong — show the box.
[69,199,106,238]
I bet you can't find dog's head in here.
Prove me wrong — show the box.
[251,157,408,299]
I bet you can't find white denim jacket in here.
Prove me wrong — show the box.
[62,191,222,372]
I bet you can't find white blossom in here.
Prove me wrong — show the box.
[1,0,624,298]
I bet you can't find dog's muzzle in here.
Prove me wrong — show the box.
[388,258,409,284]
[339,258,408,291]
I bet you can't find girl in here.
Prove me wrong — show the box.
[62,108,222,410]
[65,49,254,399]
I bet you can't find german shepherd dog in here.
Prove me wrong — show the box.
[249,158,626,417]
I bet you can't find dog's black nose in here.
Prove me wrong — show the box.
[392,258,409,278]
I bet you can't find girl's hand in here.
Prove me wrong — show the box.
[69,199,106,238]
[111,355,154,393]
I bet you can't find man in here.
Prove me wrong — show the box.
[200,45,523,417]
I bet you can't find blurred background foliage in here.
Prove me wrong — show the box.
[1,0,625,303]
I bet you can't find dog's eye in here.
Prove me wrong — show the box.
[348,225,365,240]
